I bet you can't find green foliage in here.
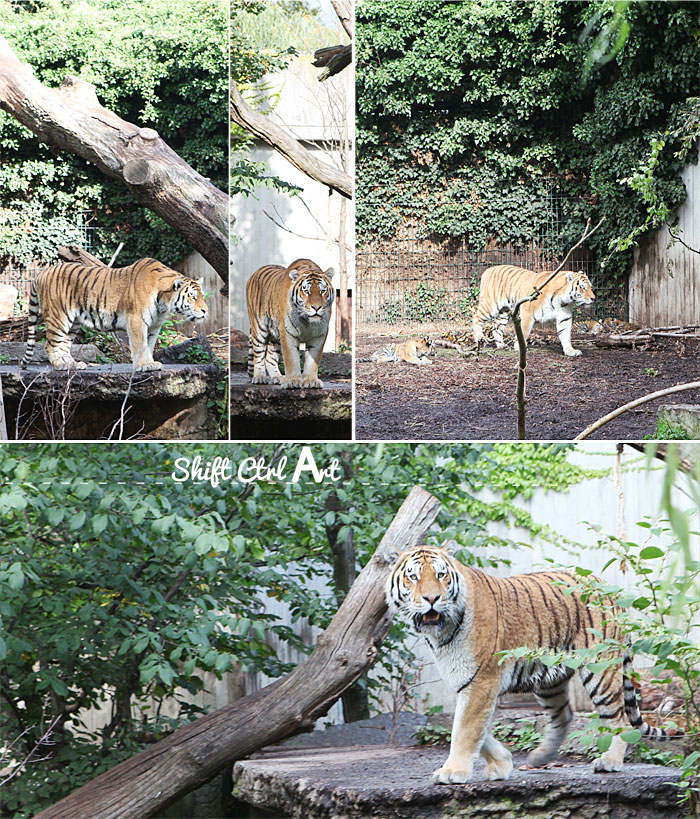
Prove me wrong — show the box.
[0,0,228,267]
[356,0,700,280]
[415,721,451,745]
[645,419,693,441]
[492,718,543,753]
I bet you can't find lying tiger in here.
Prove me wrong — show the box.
[472,265,595,356]
[358,337,435,365]
[21,258,207,371]
[573,318,639,336]
[387,543,680,784]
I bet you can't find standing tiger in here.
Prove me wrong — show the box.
[246,259,334,389]
[21,258,207,372]
[386,543,678,784]
[472,265,595,357]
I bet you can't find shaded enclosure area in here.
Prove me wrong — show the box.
[355,332,700,441]
[0,361,223,439]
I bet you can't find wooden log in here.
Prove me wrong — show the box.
[0,35,228,285]
[56,246,108,267]
[595,334,654,348]
[35,486,442,819]
[230,83,352,199]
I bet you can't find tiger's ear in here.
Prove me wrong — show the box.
[324,266,335,279]
[381,544,401,565]
[288,268,301,282]
[440,539,460,556]
[172,278,185,290]
[566,270,575,282]
[197,277,204,285]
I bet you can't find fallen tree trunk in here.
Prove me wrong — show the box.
[595,334,654,348]
[230,82,352,200]
[36,486,441,819]
[0,35,229,287]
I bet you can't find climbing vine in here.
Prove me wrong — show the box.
[356,0,700,280]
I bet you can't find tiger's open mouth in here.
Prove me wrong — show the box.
[414,610,444,630]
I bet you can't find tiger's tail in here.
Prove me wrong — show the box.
[623,654,683,740]
[21,279,40,368]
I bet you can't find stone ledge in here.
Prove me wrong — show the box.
[658,404,700,439]
[233,744,682,819]
[229,369,352,440]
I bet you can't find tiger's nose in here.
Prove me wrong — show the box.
[423,594,440,607]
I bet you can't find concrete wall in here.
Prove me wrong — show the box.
[628,146,700,325]
[231,57,354,350]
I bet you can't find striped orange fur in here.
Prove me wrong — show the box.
[472,265,595,356]
[387,544,679,785]
[21,259,207,372]
[246,258,334,389]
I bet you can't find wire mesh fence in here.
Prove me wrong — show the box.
[356,196,627,331]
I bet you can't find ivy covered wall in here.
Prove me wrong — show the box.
[356,0,699,281]
[0,0,227,268]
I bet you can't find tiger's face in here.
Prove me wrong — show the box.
[169,276,208,322]
[387,546,464,633]
[566,271,595,306]
[416,337,435,357]
[288,261,334,321]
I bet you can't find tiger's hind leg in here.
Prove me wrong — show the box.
[45,312,88,370]
[579,664,628,772]
[127,313,161,372]
[250,320,281,385]
[527,678,573,767]
[492,311,510,349]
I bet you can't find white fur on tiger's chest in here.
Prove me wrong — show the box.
[532,294,572,324]
[284,309,330,344]
[426,608,478,692]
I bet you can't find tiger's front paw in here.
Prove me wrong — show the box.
[52,359,88,371]
[432,762,474,785]
[281,375,304,389]
[592,753,623,772]
[301,375,323,388]
[252,374,280,385]
[563,348,583,357]
[135,361,163,372]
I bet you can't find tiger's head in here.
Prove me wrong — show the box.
[287,259,335,322]
[158,267,208,322]
[416,336,435,357]
[565,270,595,306]
[386,544,465,634]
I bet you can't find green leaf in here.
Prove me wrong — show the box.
[69,511,86,531]
[92,514,108,536]
[46,508,64,526]
[215,653,232,673]
[639,546,664,559]
[620,729,642,744]
[596,734,613,753]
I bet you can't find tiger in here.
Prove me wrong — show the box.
[358,337,434,365]
[246,258,334,389]
[472,265,595,357]
[572,319,603,335]
[386,543,679,785]
[21,258,207,372]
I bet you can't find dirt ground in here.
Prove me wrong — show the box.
[355,331,700,440]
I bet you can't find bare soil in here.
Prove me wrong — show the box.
[355,331,700,440]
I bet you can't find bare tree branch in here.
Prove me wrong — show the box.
[0,34,229,284]
[230,83,352,199]
[575,381,700,440]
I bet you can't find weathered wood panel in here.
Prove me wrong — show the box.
[629,146,700,325]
